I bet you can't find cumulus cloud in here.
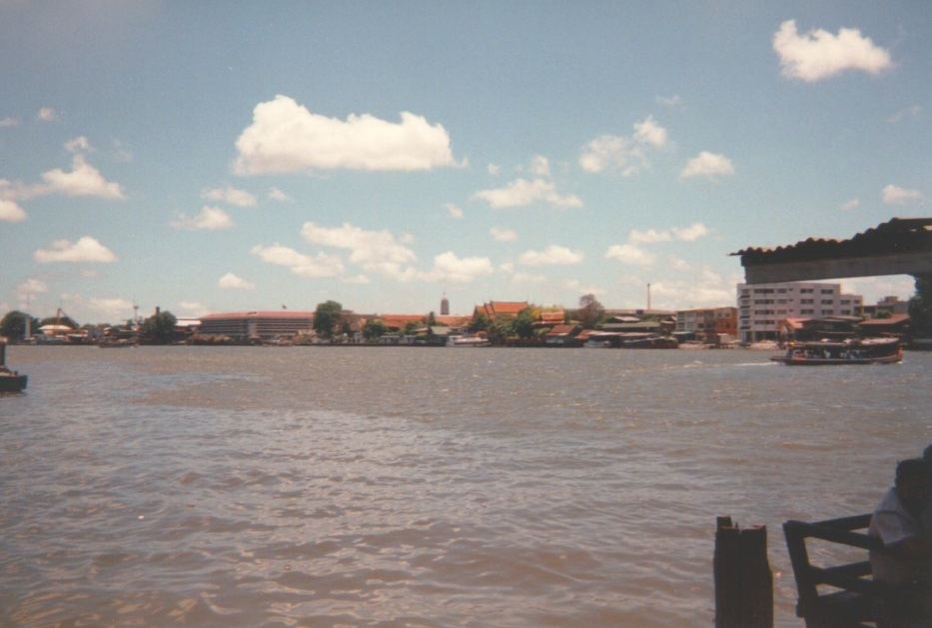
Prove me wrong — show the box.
[16,278,48,306]
[0,198,27,222]
[218,272,256,290]
[0,116,20,128]
[518,245,584,266]
[234,95,460,174]
[773,20,893,82]
[680,151,735,179]
[579,135,645,176]
[445,203,464,219]
[424,252,494,283]
[268,186,291,202]
[490,226,517,242]
[841,198,861,211]
[629,228,672,245]
[472,178,582,209]
[888,105,921,124]
[202,186,257,207]
[579,116,668,176]
[88,297,135,320]
[34,236,117,263]
[528,155,551,177]
[605,222,708,268]
[633,115,669,149]
[656,95,684,108]
[37,154,125,199]
[250,244,345,278]
[604,243,656,267]
[672,223,710,241]
[301,222,417,279]
[36,107,58,122]
[169,206,233,231]
[882,184,923,206]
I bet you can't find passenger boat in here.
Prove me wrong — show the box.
[770,337,902,365]
[0,339,28,393]
[449,335,491,347]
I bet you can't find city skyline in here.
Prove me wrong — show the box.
[1,3,928,324]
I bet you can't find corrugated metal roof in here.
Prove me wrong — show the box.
[732,217,932,264]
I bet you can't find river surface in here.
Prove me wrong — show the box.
[1,345,928,626]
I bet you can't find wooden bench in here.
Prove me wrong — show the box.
[783,514,896,627]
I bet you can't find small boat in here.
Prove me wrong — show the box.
[449,335,491,347]
[0,339,28,393]
[770,337,902,365]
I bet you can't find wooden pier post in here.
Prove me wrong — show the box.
[714,516,773,628]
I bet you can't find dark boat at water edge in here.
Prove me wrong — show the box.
[770,337,902,365]
[0,338,28,392]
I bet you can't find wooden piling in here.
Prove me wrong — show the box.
[714,516,773,628]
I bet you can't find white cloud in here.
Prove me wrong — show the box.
[88,297,135,320]
[301,222,417,279]
[472,178,582,209]
[268,186,291,202]
[250,244,345,279]
[629,228,672,245]
[36,107,58,122]
[16,278,48,306]
[490,226,517,242]
[841,197,861,211]
[628,223,709,244]
[633,115,669,149]
[672,222,710,241]
[487,163,501,176]
[169,206,233,231]
[0,116,20,128]
[518,245,584,266]
[39,155,125,199]
[579,117,668,177]
[604,243,656,266]
[881,184,923,206]
[34,236,117,263]
[528,155,550,177]
[65,136,93,153]
[218,272,256,290]
[424,252,495,283]
[0,198,27,222]
[579,135,645,176]
[656,95,684,108]
[773,20,893,82]
[445,203,464,219]
[888,105,921,124]
[202,186,257,207]
[680,151,735,179]
[234,95,459,174]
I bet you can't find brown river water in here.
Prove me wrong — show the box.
[1,345,929,626]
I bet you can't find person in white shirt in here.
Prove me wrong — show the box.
[868,457,931,625]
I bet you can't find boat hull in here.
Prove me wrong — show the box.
[0,374,28,392]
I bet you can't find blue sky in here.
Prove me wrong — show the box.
[1,2,929,324]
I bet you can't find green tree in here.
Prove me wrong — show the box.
[908,275,932,337]
[468,311,490,334]
[576,293,605,329]
[139,310,177,344]
[1,311,39,340]
[363,319,387,341]
[513,307,538,339]
[313,300,343,339]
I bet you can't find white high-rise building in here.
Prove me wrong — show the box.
[737,282,863,343]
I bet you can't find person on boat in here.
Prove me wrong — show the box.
[868,457,932,624]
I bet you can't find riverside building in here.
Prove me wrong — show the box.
[737,282,862,343]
